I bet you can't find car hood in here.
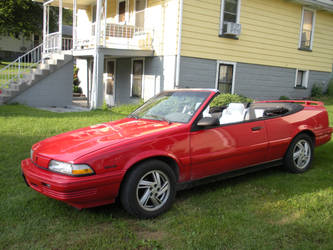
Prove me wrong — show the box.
[33,118,183,162]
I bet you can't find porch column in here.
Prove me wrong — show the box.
[43,4,47,54]
[103,0,107,47]
[91,0,103,109]
[91,50,104,109]
[95,0,102,47]
[58,0,63,51]
[73,0,77,49]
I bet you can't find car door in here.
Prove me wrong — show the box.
[190,120,268,180]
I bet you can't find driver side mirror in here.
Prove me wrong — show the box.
[197,117,220,127]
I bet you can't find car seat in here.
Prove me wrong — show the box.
[219,103,245,124]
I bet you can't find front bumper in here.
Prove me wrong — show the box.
[21,158,123,209]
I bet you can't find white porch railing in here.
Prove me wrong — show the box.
[44,32,73,53]
[0,44,43,89]
[77,23,153,50]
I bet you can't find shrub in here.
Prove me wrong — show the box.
[311,83,323,97]
[210,93,252,107]
[72,66,82,94]
[102,100,109,111]
[73,66,80,86]
[327,78,333,97]
[279,96,290,100]
[73,85,82,93]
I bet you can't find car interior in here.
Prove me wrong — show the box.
[202,102,303,125]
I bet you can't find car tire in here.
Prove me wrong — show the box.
[120,160,177,219]
[284,133,314,173]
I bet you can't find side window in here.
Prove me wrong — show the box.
[118,1,126,23]
[299,8,315,51]
[219,0,242,37]
[135,0,146,28]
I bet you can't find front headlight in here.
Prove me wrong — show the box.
[49,160,94,176]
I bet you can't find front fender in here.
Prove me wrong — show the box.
[122,150,187,180]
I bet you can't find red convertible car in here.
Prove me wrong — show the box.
[22,89,332,218]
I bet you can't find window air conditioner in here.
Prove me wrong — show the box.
[223,22,241,36]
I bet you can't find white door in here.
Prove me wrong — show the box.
[103,59,116,106]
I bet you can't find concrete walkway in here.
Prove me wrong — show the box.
[36,101,90,113]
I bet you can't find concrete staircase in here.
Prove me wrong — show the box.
[0,53,73,105]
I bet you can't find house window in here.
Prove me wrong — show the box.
[131,59,144,97]
[217,63,235,94]
[295,70,309,88]
[135,0,146,28]
[299,8,315,50]
[118,0,126,23]
[219,0,241,36]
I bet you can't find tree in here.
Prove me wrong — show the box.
[0,0,72,39]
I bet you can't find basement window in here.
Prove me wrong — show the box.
[295,69,309,88]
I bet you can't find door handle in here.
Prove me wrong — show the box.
[251,126,262,131]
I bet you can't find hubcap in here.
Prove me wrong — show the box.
[136,170,170,212]
[293,139,311,169]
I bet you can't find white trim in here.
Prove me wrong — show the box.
[58,0,63,51]
[298,6,316,50]
[215,61,237,94]
[103,0,107,47]
[294,69,309,88]
[73,0,77,49]
[175,0,184,88]
[130,58,145,98]
[116,0,129,24]
[219,0,242,35]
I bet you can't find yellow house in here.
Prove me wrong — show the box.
[1,0,332,108]
[178,0,333,100]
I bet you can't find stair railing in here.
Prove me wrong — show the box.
[0,43,43,89]
[0,36,73,90]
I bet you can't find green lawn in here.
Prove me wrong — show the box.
[0,102,332,249]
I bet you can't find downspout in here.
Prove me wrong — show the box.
[175,0,184,89]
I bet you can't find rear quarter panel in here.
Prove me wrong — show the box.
[265,106,329,161]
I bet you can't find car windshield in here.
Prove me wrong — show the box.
[130,91,211,123]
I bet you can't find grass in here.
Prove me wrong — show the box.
[0,100,333,249]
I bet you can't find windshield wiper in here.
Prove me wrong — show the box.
[128,114,139,119]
